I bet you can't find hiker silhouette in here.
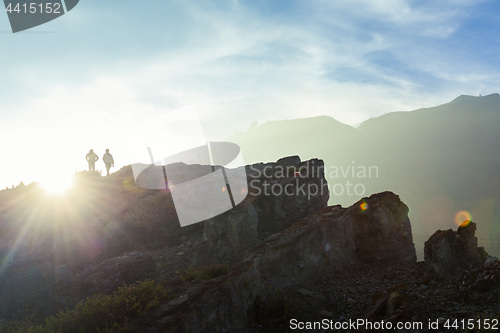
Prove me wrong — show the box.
[103,149,114,176]
[86,149,99,171]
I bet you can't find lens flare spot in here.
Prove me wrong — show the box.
[455,210,472,227]
[222,187,226,192]
[360,200,368,211]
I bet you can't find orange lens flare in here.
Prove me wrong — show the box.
[454,210,472,227]
[360,201,368,211]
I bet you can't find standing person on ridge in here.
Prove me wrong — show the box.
[86,149,99,171]
[103,149,115,176]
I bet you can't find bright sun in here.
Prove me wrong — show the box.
[40,173,74,194]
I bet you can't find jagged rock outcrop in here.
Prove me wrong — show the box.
[0,157,328,322]
[4,153,500,332]
[148,191,416,332]
[424,221,487,278]
[245,191,416,287]
[0,156,327,268]
[203,156,329,253]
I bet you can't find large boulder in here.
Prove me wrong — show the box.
[246,191,416,286]
[153,191,416,332]
[424,221,487,278]
[347,192,415,263]
[203,156,329,252]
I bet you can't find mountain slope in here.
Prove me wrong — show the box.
[229,115,367,164]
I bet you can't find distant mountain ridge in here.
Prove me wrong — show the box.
[229,93,500,257]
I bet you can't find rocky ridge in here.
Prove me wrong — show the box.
[0,156,498,332]
[137,196,499,332]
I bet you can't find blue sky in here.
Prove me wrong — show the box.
[0,0,500,189]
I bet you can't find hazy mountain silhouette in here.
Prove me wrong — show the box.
[229,93,500,256]
[231,116,365,163]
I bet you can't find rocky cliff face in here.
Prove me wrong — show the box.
[245,192,415,286]
[143,210,500,333]
[142,192,416,332]
[203,156,329,255]
[2,156,497,332]
[0,156,328,321]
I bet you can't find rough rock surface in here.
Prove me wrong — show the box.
[203,156,329,254]
[1,157,499,332]
[246,191,416,287]
[137,191,417,332]
[0,156,328,322]
[424,221,487,278]
[140,226,500,333]
[0,260,70,321]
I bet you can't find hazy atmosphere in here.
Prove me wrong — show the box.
[2,1,500,331]
[1,0,500,190]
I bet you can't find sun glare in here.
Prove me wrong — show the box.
[40,174,74,194]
